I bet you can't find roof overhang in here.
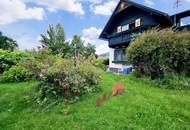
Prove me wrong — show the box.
[99,0,172,40]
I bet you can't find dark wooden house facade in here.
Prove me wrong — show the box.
[100,0,190,73]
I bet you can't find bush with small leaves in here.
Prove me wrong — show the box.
[24,49,101,102]
[0,49,29,74]
[94,58,109,70]
[126,28,190,78]
[0,64,33,82]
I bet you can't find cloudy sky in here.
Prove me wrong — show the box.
[0,0,189,54]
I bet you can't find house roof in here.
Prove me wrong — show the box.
[99,0,172,40]
[171,10,190,20]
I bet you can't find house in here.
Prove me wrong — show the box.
[99,0,190,74]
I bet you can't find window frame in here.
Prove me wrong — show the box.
[114,49,126,61]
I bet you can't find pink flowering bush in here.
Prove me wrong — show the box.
[24,49,101,102]
[42,59,101,101]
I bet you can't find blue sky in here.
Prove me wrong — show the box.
[0,0,189,54]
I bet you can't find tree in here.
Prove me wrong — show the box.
[84,43,96,58]
[0,32,18,51]
[40,23,70,55]
[71,35,96,60]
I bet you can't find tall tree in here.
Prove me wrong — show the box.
[40,23,70,55]
[71,35,96,59]
[0,32,18,51]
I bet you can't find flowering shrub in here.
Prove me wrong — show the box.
[24,49,101,102]
[41,60,101,101]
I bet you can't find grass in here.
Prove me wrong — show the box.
[0,73,190,130]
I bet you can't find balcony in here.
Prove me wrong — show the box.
[108,26,150,48]
[108,31,131,47]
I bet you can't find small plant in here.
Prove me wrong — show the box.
[0,64,33,82]
[94,58,109,70]
[0,49,29,74]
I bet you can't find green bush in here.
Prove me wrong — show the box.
[126,28,190,78]
[40,60,101,101]
[0,49,29,74]
[24,49,101,102]
[0,65,33,82]
[140,73,190,90]
[23,49,56,80]
[94,58,109,70]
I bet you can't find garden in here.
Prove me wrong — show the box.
[0,25,190,130]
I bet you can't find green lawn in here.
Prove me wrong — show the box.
[0,73,190,130]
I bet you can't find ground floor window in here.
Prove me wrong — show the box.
[114,49,126,61]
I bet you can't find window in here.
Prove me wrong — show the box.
[135,18,141,27]
[114,49,125,61]
[122,24,129,31]
[117,18,141,33]
[117,26,122,33]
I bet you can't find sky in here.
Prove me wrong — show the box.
[0,0,189,55]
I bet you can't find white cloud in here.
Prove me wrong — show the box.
[0,0,44,25]
[144,0,155,6]
[91,0,118,16]
[12,34,41,50]
[79,0,102,4]
[96,43,109,55]
[81,27,109,54]
[82,27,102,40]
[24,0,85,15]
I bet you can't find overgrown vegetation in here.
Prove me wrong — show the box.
[94,58,109,70]
[0,49,29,74]
[126,28,190,89]
[23,49,100,102]
[0,32,18,51]
[0,64,33,83]
[40,23,95,59]
[0,23,99,103]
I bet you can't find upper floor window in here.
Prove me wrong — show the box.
[135,18,141,27]
[117,26,122,33]
[117,18,141,33]
[122,24,129,31]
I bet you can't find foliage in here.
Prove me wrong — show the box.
[23,49,56,80]
[94,58,109,70]
[0,73,190,130]
[126,28,190,78]
[40,24,96,59]
[38,60,101,101]
[0,49,29,74]
[0,32,18,51]
[23,49,101,102]
[0,64,33,83]
[40,23,71,55]
[71,35,96,59]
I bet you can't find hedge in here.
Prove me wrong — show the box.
[126,28,190,78]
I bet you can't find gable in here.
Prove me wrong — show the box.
[115,1,130,13]
[99,0,173,40]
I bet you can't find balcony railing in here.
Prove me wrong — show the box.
[108,26,151,47]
